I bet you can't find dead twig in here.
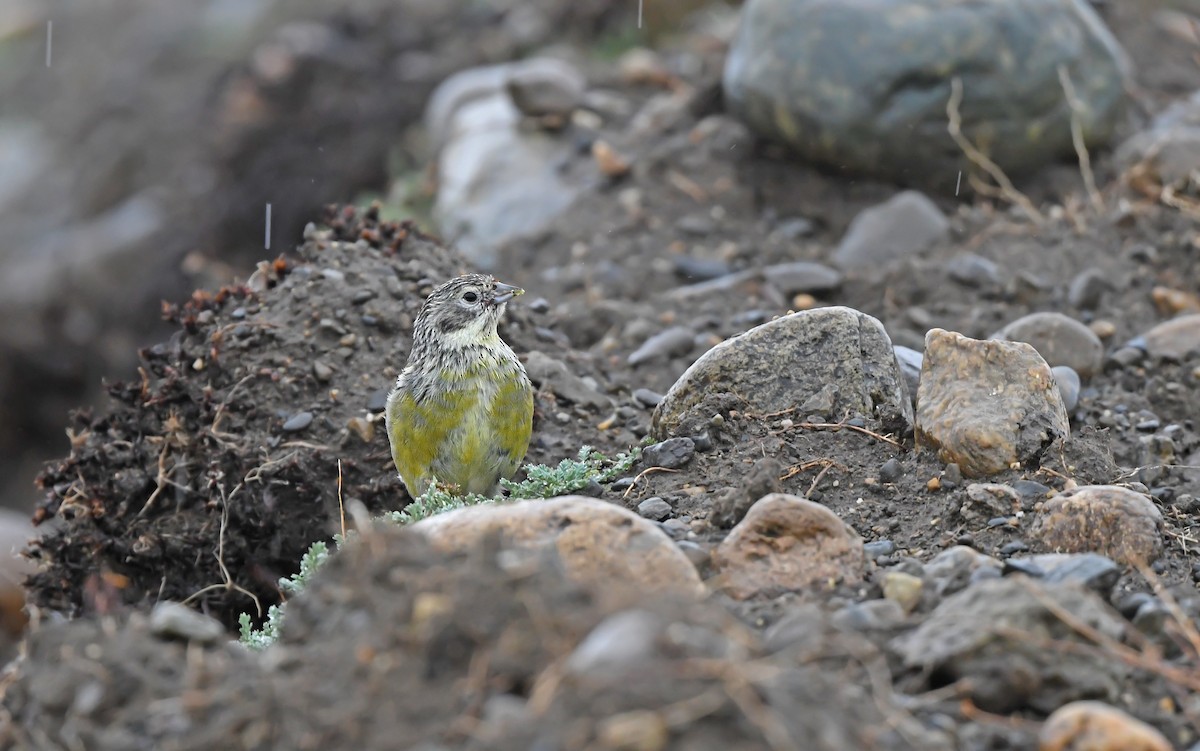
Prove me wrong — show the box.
[778,458,839,482]
[210,372,259,443]
[805,462,836,498]
[137,441,172,517]
[946,77,1045,224]
[1057,64,1105,214]
[788,420,904,449]
[622,466,681,499]
[181,482,262,616]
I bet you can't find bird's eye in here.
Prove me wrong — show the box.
[462,290,479,303]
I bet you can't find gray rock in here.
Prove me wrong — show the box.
[916,329,1069,477]
[946,254,1002,288]
[627,326,697,366]
[428,62,587,267]
[672,255,732,282]
[832,191,949,270]
[892,577,1129,713]
[637,497,673,521]
[565,609,664,679]
[653,306,913,438]
[831,599,907,633]
[1115,88,1200,192]
[148,602,226,644]
[863,539,896,559]
[958,483,1020,526]
[282,411,314,432]
[879,458,902,483]
[723,0,1131,185]
[1034,553,1120,593]
[924,546,1002,599]
[642,438,695,469]
[1052,365,1081,412]
[524,351,611,410]
[763,261,843,295]
[1067,268,1113,310]
[632,388,664,408]
[993,311,1104,379]
[1140,313,1200,360]
[893,345,923,404]
[504,58,586,118]
[366,388,389,413]
[666,261,841,300]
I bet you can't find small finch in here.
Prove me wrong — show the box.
[385,274,534,498]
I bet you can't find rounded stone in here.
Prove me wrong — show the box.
[832,192,949,270]
[915,329,1069,478]
[653,306,912,439]
[1141,313,1200,360]
[993,312,1104,379]
[722,0,1131,186]
[413,496,705,598]
[1039,701,1171,751]
[1051,366,1081,412]
[712,493,865,599]
[1031,485,1163,565]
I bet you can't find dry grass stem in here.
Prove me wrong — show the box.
[946,77,1045,224]
[1057,65,1105,213]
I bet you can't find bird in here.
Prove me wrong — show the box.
[385,274,534,498]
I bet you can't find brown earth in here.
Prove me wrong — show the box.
[3,1,1200,749]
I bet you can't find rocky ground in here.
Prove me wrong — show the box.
[3,1,1200,749]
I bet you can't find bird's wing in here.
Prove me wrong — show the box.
[489,373,534,480]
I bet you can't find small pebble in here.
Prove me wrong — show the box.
[999,540,1028,556]
[642,437,695,469]
[282,411,314,432]
[632,388,664,408]
[149,602,225,644]
[1052,365,1081,412]
[675,540,709,568]
[864,540,896,559]
[313,362,334,383]
[1067,268,1112,309]
[637,497,672,521]
[366,389,389,413]
[879,458,901,483]
[660,518,688,539]
[610,477,635,492]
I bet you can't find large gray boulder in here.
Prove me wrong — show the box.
[723,0,1132,186]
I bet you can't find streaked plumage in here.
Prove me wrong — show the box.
[385,274,534,497]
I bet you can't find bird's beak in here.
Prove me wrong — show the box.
[491,282,524,305]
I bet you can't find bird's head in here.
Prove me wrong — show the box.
[414,274,523,349]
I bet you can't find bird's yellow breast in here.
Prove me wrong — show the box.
[386,356,532,497]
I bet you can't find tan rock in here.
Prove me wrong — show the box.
[1039,701,1171,751]
[915,328,1069,478]
[881,571,923,613]
[712,493,864,599]
[1142,313,1200,360]
[414,496,704,598]
[1031,486,1163,565]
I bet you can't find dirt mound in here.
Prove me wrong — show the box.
[26,205,632,630]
